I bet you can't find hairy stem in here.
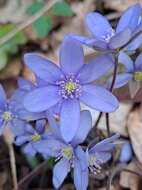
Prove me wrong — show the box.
[105,113,110,136]
[8,143,18,190]
[121,30,142,50]
[105,54,118,136]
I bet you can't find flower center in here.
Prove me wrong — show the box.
[32,134,41,142]
[134,71,142,81]
[102,29,115,43]
[57,76,82,99]
[64,82,77,93]
[88,154,102,175]
[62,147,73,160]
[2,111,12,121]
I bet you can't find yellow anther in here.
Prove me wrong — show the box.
[2,111,12,120]
[65,82,76,93]
[62,147,73,159]
[32,134,41,142]
[89,155,96,166]
[134,71,142,81]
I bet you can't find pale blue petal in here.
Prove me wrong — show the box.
[18,77,34,91]
[15,136,31,146]
[118,52,134,72]
[23,143,36,157]
[80,84,119,112]
[0,84,6,109]
[24,53,63,83]
[125,33,142,51]
[35,119,46,134]
[109,28,131,49]
[68,34,96,47]
[86,12,112,40]
[135,52,142,70]
[53,158,70,189]
[78,54,114,83]
[74,146,88,190]
[24,86,61,112]
[107,73,133,89]
[60,37,84,75]
[72,110,92,145]
[60,99,80,143]
[116,3,141,33]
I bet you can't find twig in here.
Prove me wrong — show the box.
[106,164,142,190]
[93,112,103,129]
[18,160,48,189]
[105,113,110,136]
[0,0,60,46]
[8,143,18,190]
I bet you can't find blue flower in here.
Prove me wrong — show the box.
[15,119,51,157]
[119,141,132,163]
[74,134,120,190]
[86,134,120,175]
[34,110,92,190]
[69,3,142,51]
[108,52,142,98]
[23,37,118,142]
[0,84,27,136]
[16,77,46,120]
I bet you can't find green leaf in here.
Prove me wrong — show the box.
[0,24,27,49]
[0,24,27,70]
[0,49,8,70]
[26,1,44,16]
[33,16,53,39]
[51,1,74,17]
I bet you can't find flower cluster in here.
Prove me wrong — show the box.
[0,3,142,190]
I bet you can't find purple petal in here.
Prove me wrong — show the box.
[72,110,92,145]
[11,119,26,136]
[135,52,142,70]
[125,33,142,51]
[118,52,134,72]
[86,12,113,41]
[60,37,84,75]
[109,28,131,49]
[18,77,34,91]
[78,54,114,83]
[119,142,132,163]
[116,3,141,33]
[0,85,6,109]
[47,112,62,139]
[24,124,35,134]
[89,134,120,152]
[68,34,96,47]
[35,139,65,157]
[80,84,119,112]
[53,158,70,189]
[23,143,36,157]
[24,86,61,112]
[0,120,5,135]
[15,136,31,146]
[74,146,88,190]
[107,73,133,89]
[60,99,80,143]
[24,53,63,83]
[35,119,46,134]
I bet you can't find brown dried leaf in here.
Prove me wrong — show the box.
[120,161,140,190]
[104,0,141,12]
[127,108,142,163]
